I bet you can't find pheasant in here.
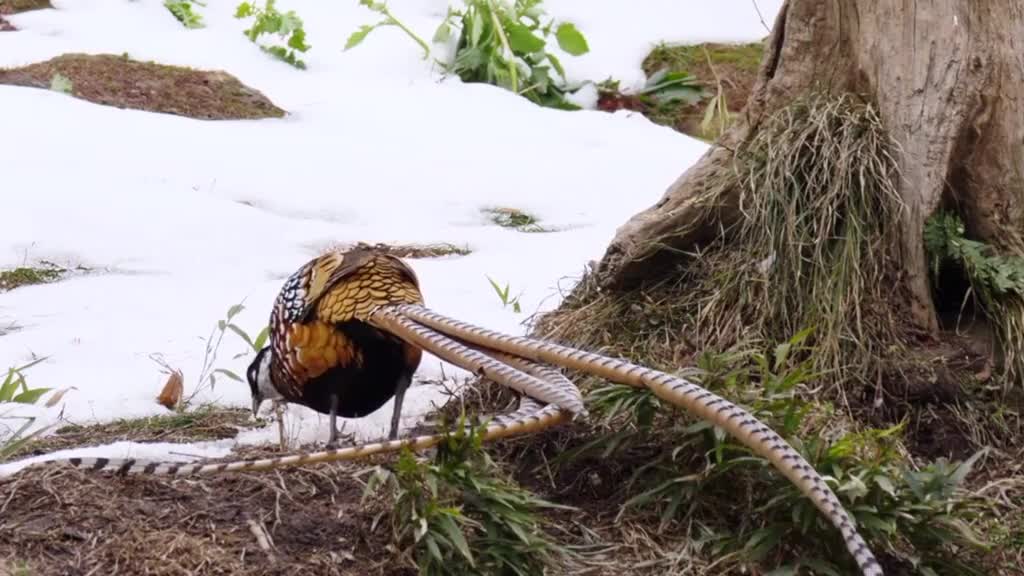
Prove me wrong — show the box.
[9,248,884,576]
[246,249,427,446]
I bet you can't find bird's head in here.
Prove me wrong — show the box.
[246,346,281,417]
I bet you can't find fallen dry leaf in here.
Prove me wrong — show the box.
[156,369,183,410]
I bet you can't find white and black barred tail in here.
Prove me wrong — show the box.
[31,400,566,477]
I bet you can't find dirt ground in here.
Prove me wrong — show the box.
[0,416,689,576]
[0,451,408,576]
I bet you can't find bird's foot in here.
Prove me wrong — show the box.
[324,422,356,450]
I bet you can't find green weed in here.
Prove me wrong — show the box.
[1,357,51,406]
[486,275,522,313]
[1,357,58,461]
[345,0,431,58]
[359,413,568,575]
[235,0,311,69]
[164,0,204,29]
[175,301,269,410]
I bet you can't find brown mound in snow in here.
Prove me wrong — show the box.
[0,53,286,120]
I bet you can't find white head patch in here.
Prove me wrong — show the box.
[256,351,283,401]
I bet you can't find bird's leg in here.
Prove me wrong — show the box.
[327,393,341,448]
[389,374,412,440]
[273,400,287,450]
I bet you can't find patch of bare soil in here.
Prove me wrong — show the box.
[0,449,411,576]
[843,330,1014,462]
[0,53,286,120]
[0,16,14,31]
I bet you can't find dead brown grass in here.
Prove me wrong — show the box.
[0,53,285,120]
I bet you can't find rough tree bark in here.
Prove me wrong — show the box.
[593,0,1024,338]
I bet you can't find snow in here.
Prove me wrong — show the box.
[0,0,781,476]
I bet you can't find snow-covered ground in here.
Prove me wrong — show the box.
[0,0,782,475]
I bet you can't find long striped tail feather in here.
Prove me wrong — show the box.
[383,304,884,576]
[9,329,576,479]
[369,310,586,418]
[18,399,567,478]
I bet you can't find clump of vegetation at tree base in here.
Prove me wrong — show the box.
[345,0,591,110]
[553,329,995,575]
[359,413,569,575]
[924,210,1024,388]
[538,94,906,397]
[164,0,205,29]
[235,0,311,69]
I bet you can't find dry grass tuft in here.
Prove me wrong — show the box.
[535,93,907,398]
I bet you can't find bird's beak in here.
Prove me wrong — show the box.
[252,396,263,418]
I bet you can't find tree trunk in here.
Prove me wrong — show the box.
[593,0,1024,338]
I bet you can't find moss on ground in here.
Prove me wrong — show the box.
[0,53,286,120]
[0,265,64,291]
[482,206,553,233]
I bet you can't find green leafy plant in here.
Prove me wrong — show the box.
[1,357,51,405]
[925,209,1024,385]
[235,0,311,69]
[435,0,590,109]
[344,0,591,108]
[485,275,522,313]
[344,0,431,58]
[164,0,205,29]
[596,69,706,112]
[1,357,56,461]
[925,211,1024,298]
[359,412,567,575]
